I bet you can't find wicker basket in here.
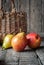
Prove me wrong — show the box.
[0,8,27,41]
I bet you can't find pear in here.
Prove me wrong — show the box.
[2,34,13,49]
[11,32,27,52]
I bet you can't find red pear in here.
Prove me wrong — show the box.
[11,32,27,52]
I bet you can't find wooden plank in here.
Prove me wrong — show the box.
[0,49,7,61]
[36,48,44,65]
[29,0,42,32]
[5,49,20,62]
[0,48,19,65]
[40,41,44,46]
[0,0,1,9]
[15,0,20,11]
[2,0,12,12]
[2,0,6,12]
[0,47,43,65]
[42,0,44,32]
[19,52,40,65]
[18,0,27,11]
[4,62,18,65]
[4,49,20,65]
[37,32,44,37]
[26,0,30,33]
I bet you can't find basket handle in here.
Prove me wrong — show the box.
[11,0,15,9]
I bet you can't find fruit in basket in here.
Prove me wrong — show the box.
[11,32,27,52]
[2,34,13,49]
[26,33,41,49]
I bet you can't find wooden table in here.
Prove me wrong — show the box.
[0,41,44,65]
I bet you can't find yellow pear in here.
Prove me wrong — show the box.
[2,34,13,49]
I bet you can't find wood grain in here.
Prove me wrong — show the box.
[0,47,43,65]
[29,0,42,32]
[42,0,44,32]
[36,48,44,65]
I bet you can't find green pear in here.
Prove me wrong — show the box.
[2,34,13,49]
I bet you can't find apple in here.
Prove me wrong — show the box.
[26,33,41,49]
[11,32,27,52]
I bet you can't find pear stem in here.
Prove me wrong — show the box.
[20,28,22,32]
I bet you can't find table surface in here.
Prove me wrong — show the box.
[0,41,44,65]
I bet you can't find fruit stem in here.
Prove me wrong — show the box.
[20,28,22,32]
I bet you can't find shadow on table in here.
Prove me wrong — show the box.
[21,46,44,52]
[0,60,6,65]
